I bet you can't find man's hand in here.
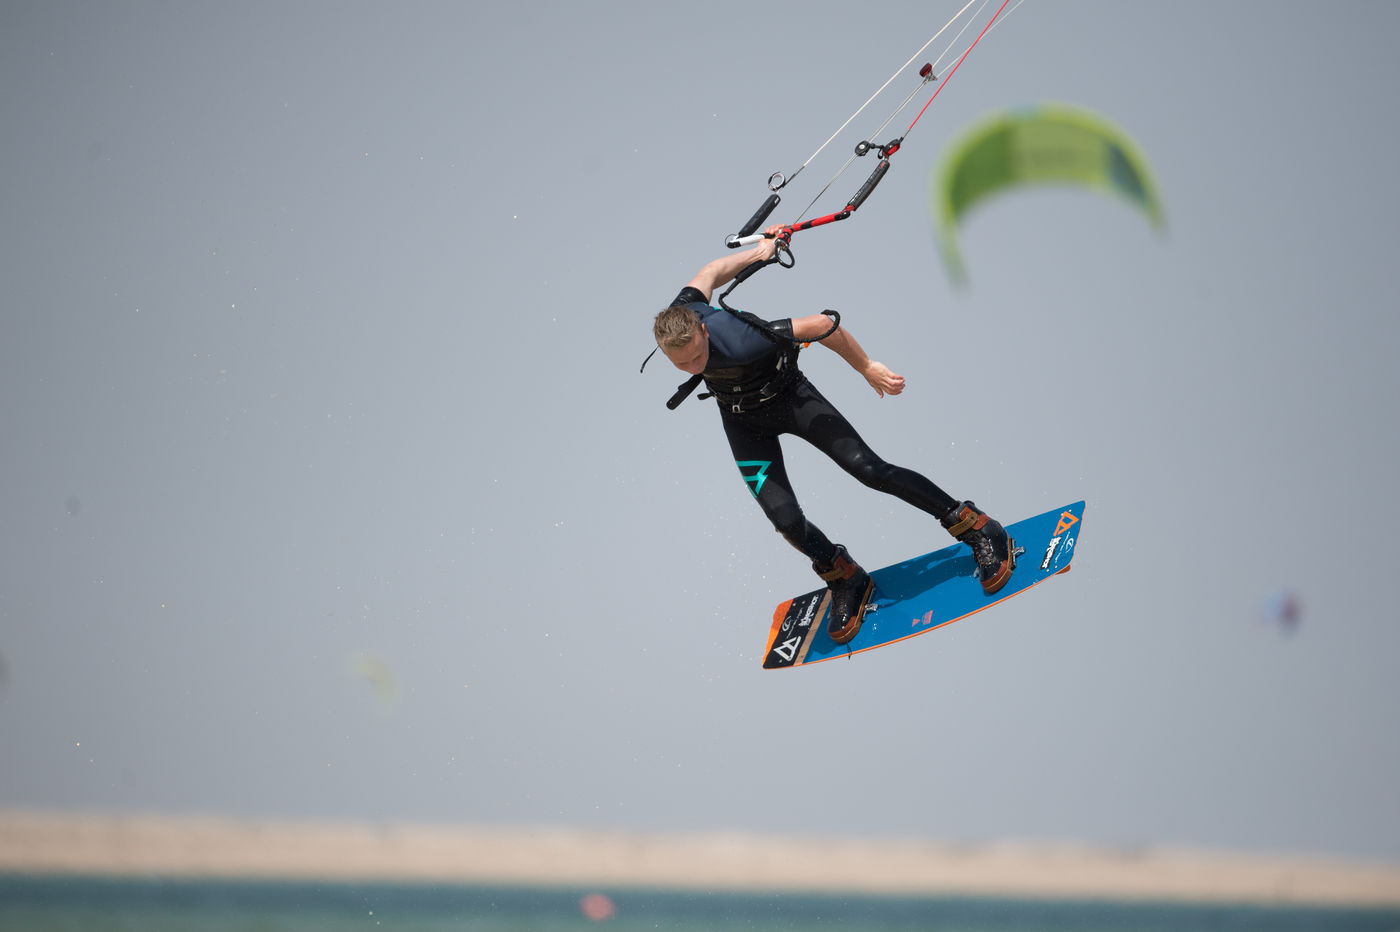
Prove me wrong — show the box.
[862,361,905,398]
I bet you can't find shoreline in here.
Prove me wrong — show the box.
[2,811,1399,908]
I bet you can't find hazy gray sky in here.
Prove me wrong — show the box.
[3,1,1399,861]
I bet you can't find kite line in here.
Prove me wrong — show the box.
[716,0,1022,310]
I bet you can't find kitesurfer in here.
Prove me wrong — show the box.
[654,230,1014,643]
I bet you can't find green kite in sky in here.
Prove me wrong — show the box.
[933,103,1165,284]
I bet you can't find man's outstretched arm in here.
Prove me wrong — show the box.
[792,314,906,398]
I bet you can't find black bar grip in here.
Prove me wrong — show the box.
[733,194,781,242]
[846,159,891,211]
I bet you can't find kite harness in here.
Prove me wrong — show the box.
[661,308,841,412]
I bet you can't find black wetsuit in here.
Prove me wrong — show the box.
[670,287,958,564]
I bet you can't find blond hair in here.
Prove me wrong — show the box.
[653,304,703,350]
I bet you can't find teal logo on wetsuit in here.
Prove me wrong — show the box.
[736,460,771,498]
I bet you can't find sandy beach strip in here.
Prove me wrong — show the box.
[2,811,1398,907]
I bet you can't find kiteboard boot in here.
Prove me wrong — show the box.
[814,544,874,645]
[941,501,1015,595]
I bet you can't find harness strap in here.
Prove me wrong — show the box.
[666,374,704,410]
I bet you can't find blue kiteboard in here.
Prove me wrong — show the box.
[762,501,1084,669]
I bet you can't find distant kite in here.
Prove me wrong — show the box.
[348,651,399,713]
[1259,590,1302,635]
[932,103,1165,283]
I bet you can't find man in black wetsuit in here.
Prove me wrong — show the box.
[653,231,1014,644]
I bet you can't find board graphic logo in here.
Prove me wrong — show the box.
[736,460,772,497]
[773,636,800,662]
[1041,533,1077,571]
[1040,510,1080,570]
[769,594,821,667]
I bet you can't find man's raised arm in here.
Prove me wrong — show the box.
[684,236,779,302]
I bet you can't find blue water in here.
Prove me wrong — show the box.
[2,875,1398,931]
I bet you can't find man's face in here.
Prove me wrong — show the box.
[661,325,709,375]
